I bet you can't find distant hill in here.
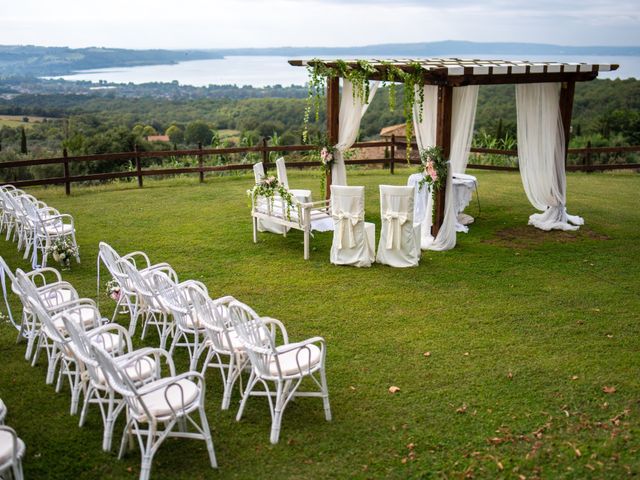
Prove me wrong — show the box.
[0,41,638,79]
[0,45,222,77]
[211,40,640,57]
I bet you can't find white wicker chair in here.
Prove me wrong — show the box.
[0,425,25,480]
[92,344,217,480]
[228,300,331,444]
[0,399,6,425]
[62,316,162,451]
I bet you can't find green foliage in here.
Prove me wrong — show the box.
[20,126,27,154]
[165,124,184,144]
[184,120,213,146]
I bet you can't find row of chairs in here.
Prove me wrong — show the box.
[0,184,80,269]
[330,184,421,268]
[2,245,331,479]
[0,399,25,480]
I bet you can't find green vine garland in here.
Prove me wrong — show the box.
[248,176,295,221]
[303,59,426,162]
[418,146,448,219]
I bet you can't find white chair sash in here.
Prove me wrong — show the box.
[332,210,360,249]
[383,210,408,249]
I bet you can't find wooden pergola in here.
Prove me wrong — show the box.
[288,58,618,235]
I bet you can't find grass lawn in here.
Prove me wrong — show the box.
[0,167,638,479]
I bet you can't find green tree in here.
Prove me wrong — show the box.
[184,121,213,146]
[142,125,157,137]
[165,125,184,144]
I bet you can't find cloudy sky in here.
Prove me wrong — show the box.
[1,0,638,49]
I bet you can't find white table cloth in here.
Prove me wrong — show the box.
[408,172,478,234]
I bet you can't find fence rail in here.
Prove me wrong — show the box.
[1,138,638,193]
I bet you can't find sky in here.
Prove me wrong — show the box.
[1,0,639,49]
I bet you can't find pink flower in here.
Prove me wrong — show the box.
[426,160,438,182]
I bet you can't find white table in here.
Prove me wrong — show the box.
[407,172,478,233]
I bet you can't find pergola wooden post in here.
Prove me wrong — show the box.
[326,77,340,201]
[290,58,616,232]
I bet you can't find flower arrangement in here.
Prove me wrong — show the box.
[46,238,79,269]
[319,145,335,194]
[248,176,295,220]
[418,146,448,217]
[106,279,121,302]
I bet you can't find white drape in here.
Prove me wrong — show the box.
[515,83,584,231]
[413,85,478,251]
[450,85,479,174]
[332,79,379,185]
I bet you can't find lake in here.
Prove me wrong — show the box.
[47,54,640,87]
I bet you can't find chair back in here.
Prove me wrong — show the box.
[379,185,415,250]
[91,344,139,402]
[330,185,365,251]
[275,157,289,189]
[253,162,265,183]
[228,301,274,376]
[24,295,67,346]
[0,257,19,331]
[114,259,160,309]
[98,243,133,291]
[147,270,191,330]
[188,285,228,352]
[62,314,102,381]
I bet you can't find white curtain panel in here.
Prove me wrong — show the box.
[413,85,478,251]
[332,79,380,185]
[450,85,479,174]
[515,83,584,231]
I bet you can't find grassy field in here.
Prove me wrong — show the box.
[0,167,638,479]
[0,115,49,128]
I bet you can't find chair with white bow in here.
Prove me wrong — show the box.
[376,185,421,268]
[329,185,375,268]
[275,157,312,203]
[253,162,286,234]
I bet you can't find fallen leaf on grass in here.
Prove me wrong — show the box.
[349,385,356,391]
[389,386,401,394]
[401,457,408,464]
[463,352,470,357]
[423,351,431,357]
[602,386,617,394]
[571,375,579,380]
[456,404,468,414]
[507,372,513,379]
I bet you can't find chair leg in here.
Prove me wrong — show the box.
[270,381,286,444]
[236,371,257,421]
[320,367,332,421]
[199,405,217,468]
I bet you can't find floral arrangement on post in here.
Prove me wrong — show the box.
[247,176,295,220]
[318,145,335,195]
[418,146,448,216]
[46,238,79,270]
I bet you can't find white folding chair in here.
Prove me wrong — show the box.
[275,157,312,202]
[229,301,331,444]
[0,426,25,480]
[92,344,217,480]
[329,185,375,267]
[376,185,421,268]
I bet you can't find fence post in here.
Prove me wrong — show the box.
[198,142,204,183]
[134,144,143,188]
[63,148,71,195]
[262,137,269,166]
[585,141,593,173]
[390,134,396,175]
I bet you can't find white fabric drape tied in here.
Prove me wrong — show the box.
[332,79,379,186]
[332,211,360,249]
[383,210,408,249]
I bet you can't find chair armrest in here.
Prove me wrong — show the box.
[260,317,289,345]
[141,264,178,283]
[122,251,152,269]
[87,323,133,353]
[275,336,325,355]
[212,295,236,306]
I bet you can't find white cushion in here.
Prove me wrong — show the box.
[53,307,98,330]
[135,378,199,420]
[0,430,25,463]
[45,224,74,235]
[91,332,124,353]
[40,287,74,307]
[269,343,321,377]
[96,355,157,384]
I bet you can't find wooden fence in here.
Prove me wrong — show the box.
[0,138,638,194]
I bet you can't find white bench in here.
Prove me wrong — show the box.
[251,194,332,260]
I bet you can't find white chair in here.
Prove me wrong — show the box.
[92,344,217,480]
[253,162,286,234]
[275,157,312,202]
[97,242,175,330]
[63,316,162,452]
[376,185,421,268]
[329,185,375,267]
[229,300,331,444]
[0,426,25,480]
[191,287,250,410]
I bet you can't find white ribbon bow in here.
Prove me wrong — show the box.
[383,210,408,249]
[332,211,360,249]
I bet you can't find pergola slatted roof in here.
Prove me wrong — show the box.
[288,58,618,86]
